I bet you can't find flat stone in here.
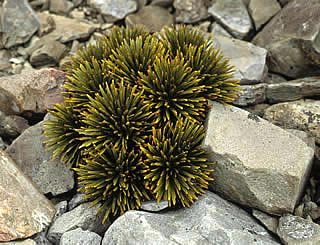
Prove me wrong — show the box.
[277,214,320,245]
[211,35,267,85]
[0,111,29,139]
[264,73,288,84]
[208,0,253,39]
[266,77,320,104]
[232,83,267,106]
[6,121,74,196]
[38,12,95,43]
[125,5,174,32]
[211,22,232,38]
[29,37,67,67]
[203,101,314,216]
[60,228,102,245]
[253,0,320,78]
[0,239,37,245]
[1,0,40,48]
[252,209,279,234]
[0,68,66,115]
[264,100,320,144]
[173,0,209,23]
[88,0,137,22]
[140,200,169,212]
[47,202,110,244]
[49,0,74,15]
[0,150,55,242]
[102,192,280,245]
[248,0,281,30]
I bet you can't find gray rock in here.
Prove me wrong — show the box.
[29,38,67,67]
[88,0,137,22]
[212,35,267,84]
[6,121,74,196]
[140,200,169,212]
[253,0,320,78]
[0,111,29,139]
[0,137,6,150]
[102,192,280,245]
[277,214,320,245]
[208,0,253,39]
[264,73,288,84]
[1,0,40,48]
[38,12,95,43]
[47,202,110,244]
[125,5,174,32]
[266,77,320,104]
[232,83,267,106]
[203,101,314,216]
[210,22,232,38]
[49,0,74,15]
[54,201,68,221]
[0,239,37,245]
[0,50,12,72]
[68,193,87,210]
[60,228,102,245]
[285,129,316,150]
[248,0,281,30]
[243,104,270,118]
[31,228,53,245]
[264,99,320,144]
[252,209,279,234]
[151,0,173,7]
[173,0,209,23]
[0,150,56,242]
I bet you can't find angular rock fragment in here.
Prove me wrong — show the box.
[60,228,102,245]
[233,83,267,106]
[252,209,279,234]
[49,0,74,15]
[203,101,314,216]
[173,0,209,23]
[0,150,55,242]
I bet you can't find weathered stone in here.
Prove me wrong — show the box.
[60,228,102,245]
[252,209,279,234]
[208,0,253,39]
[68,193,87,210]
[0,50,12,71]
[264,100,320,144]
[102,192,280,245]
[88,0,137,22]
[212,35,267,84]
[125,6,174,32]
[1,0,40,48]
[151,0,173,7]
[0,111,29,139]
[277,214,320,245]
[31,228,53,245]
[248,0,281,30]
[6,121,74,196]
[49,0,74,15]
[0,68,66,114]
[253,0,320,78]
[243,104,270,118]
[203,101,314,216]
[0,150,55,242]
[211,22,232,38]
[286,129,316,150]
[173,0,209,23]
[266,77,320,104]
[29,38,67,67]
[140,200,169,212]
[38,12,95,43]
[47,202,110,244]
[0,239,37,245]
[232,83,267,106]
[54,201,68,221]
[264,73,288,84]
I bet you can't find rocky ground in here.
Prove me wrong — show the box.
[0,0,320,244]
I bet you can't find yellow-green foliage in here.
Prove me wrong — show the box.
[43,25,240,223]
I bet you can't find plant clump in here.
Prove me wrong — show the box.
[44,25,240,223]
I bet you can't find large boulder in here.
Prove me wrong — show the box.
[102,192,280,245]
[253,0,320,78]
[203,101,314,216]
[0,150,55,242]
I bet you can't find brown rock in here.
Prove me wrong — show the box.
[49,0,74,15]
[173,0,209,23]
[0,150,55,242]
[0,69,66,115]
[253,0,320,78]
[0,111,29,139]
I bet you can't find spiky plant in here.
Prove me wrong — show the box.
[140,117,214,208]
[160,25,241,104]
[74,145,150,224]
[139,54,208,125]
[43,103,84,167]
[78,80,154,154]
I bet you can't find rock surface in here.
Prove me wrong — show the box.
[173,0,209,23]
[264,99,320,144]
[6,121,74,196]
[253,0,320,78]
[0,150,55,242]
[102,192,280,245]
[0,69,66,115]
[140,200,169,212]
[1,239,37,245]
[203,101,314,216]
[233,83,267,106]
[60,228,102,245]
[208,0,253,39]
[1,0,40,48]
[0,111,29,139]
[252,209,279,234]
